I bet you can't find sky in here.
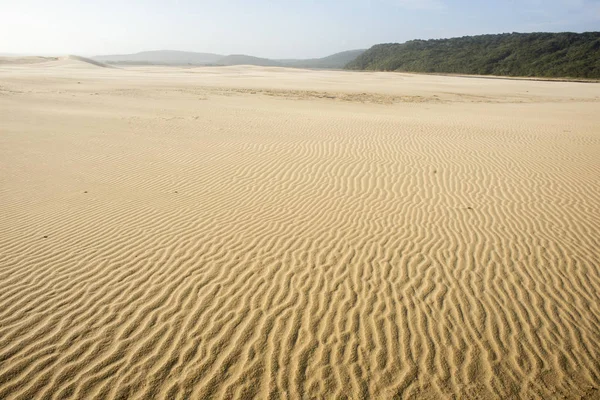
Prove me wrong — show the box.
[1,0,599,58]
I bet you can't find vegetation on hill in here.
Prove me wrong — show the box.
[346,32,600,79]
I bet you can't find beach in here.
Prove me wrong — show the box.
[1,57,599,399]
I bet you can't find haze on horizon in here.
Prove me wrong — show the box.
[2,0,600,59]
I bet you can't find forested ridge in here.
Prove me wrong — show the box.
[345,32,600,79]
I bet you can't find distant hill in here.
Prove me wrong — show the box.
[346,32,600,79]
[280,50,365,69]
[93,50,223,65]
[92,49,366,69]
[216,54,282,67]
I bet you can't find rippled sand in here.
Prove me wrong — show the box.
[1,58,600,399]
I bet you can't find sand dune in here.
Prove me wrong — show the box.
[0,55,112,69]
[0,56,59,65]
[1,62,599,399]
[63,55,113,68]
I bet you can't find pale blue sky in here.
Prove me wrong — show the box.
[1,0,599,58]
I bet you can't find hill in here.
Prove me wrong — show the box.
[281,50,365,69]
[346,32,600,79]
[92,50,366,69]
[216,54,282,67]
[93,50,223,65]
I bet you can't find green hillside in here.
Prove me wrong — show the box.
[346,32,600,79]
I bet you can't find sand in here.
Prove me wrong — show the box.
[1,57,599,399]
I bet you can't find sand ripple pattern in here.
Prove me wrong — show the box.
[1,69,600,399]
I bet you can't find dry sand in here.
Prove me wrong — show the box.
[1,57,600,399]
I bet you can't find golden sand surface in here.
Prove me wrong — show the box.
[1,57,600,399]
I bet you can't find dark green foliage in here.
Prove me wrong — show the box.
[345,32,600,79]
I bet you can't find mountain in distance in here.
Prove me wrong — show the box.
[93,50,224,65]
[346,32,600,79]
[92,49,366,69]
[216,54,282,67]
[279,49,366,69]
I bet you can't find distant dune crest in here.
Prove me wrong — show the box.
[65,55,113,68]
[0,56,58,65]
[0,55,112,69]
